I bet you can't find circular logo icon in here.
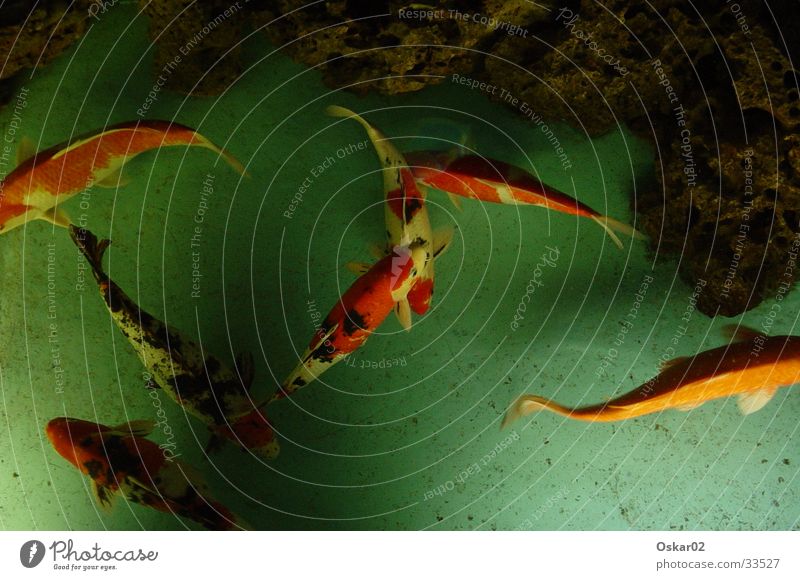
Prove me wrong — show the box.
[20,540,46,568]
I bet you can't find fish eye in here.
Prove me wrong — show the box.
[411,268,417,276]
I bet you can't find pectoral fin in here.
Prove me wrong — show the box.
[432,225,455,260]
[447,192,463,211]
[737,389,776,415]
[346,261,371,276]
[205,433,225,455]
[15,136,36,165]
[676,402,703,412]
[94,166,131,188]
[395,298,412,331]
[92,480,115,512]
[369,243,387,260]
[722,324,763,344]
[41,206,73,228]
[236,351,255,389]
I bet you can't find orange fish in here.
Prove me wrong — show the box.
[406,150,643,249]
[46,417,247,530]
[503,326,800,426]
[0,120,245,233]
[277,244,427,399]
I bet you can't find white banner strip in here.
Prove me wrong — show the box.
[1,531,797,578]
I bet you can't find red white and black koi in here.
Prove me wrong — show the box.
[277,244,427,399]
[70,226,278,459]
[326,106,452,329]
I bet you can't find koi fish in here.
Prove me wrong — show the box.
[406,150,644,249]
[46,417,247,530]
[503,326,800,426]
[69,226,278,459]
[277,244,427,399]
[326,105,453,329]
[0,121,245,234]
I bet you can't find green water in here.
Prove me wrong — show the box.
[0,5,797,531]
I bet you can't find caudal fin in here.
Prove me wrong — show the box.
[591,215,646,249]
[196,137,248,176]
[502,395,569,428]
[201,500,252,531]
[326,105,377,139]
[69,225,110,282]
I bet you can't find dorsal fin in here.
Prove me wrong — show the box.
[722,324,763,344]
[15,136,36,165]
[309,323,338,353]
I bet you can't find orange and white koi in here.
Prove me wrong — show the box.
[326,106,452,329]
[277,244,427,399]
[0,120,245,234]
[406,150,643,249]
[70,226,278,459]
[46,417,247,530]
[503,326,800,426]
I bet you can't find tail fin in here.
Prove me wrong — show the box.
[326,105,379,140]
[591,215,646,249]
[502,395,568,428]
[202,500,252,531]
[69,225,110,282]
[217,146,248,177]
[196,136,248,177]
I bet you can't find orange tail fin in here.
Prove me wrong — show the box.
[502,395,572,428]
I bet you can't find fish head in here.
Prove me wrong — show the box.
[45,417,107,470]
[220,409,280,460]
[388,243,427,301]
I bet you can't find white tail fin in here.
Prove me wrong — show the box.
[502,395,559,429]
[593,215,647,249]
[326,105,375,137]
[590,215,624,249]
